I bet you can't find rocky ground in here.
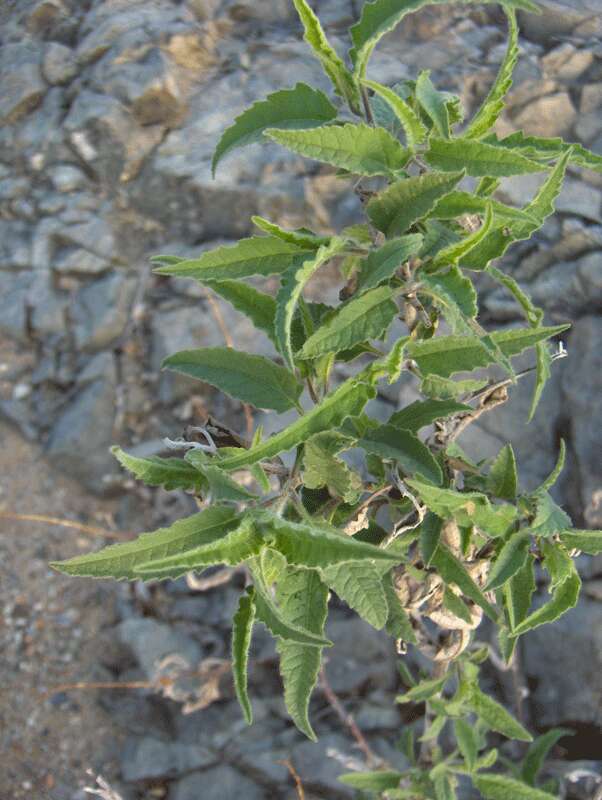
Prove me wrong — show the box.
[1,0,601,798]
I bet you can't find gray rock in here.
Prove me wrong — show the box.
[513,92,577,138]
[555,178,602,223]
[42,42,77,85]
[523,597,602,727]
[188,0,222,21]
[324,614,398,695]
[169,765,267,800]
[541,43,593,81]
[0,220,31,270]
[115,617,202,679]
[291,734,355,799]
[581,83,602,115]
[98,47,186,127]
[48,164,88,193]
[73,272,137,352]
[561,316,602,527]
[0,43,45,125]
[519,0,601,42]
[121,736,216,782]
[45,372,118,492]
[0,272,31,342]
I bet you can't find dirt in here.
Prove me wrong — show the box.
[0,423,124,799]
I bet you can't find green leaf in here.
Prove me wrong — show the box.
[211,82,337,174]
[421,375,488,401]
[253,568,332,648]
[388,399,471,433]
[258,511,401,569]
[363,79,427,146]
[232,590,256,724]
[266,123,410,176]
[188,460,257,502]
[298,285,398,359]
[559,528,602,555]
[530,342,552,422]
[510,566,580,636]
[541,540,574,591]
[396,674,449,703]
[486,444,518,501]
[443,586,473,625]
[432,203,494,269]
[487,266,542,329]
[535,440,566,494]
[251,216,330,249]
[205,280,277,345]
[461,149,571,270]
[111,446,204,492]
[275,237,346,369]
[339,771,404,791]
[292,0,360,111]
[420,512,443,567]
[152,236,312,282]
[466,686,532,742]
[407,324,570,378]
[357,234,424,293]
[367,171,464,237]
[50,506,240,580]
[134,516,265,580]
[215,371,376,471]
[349,0,540,80]
[416,70,450,138]
[529,491,572,538]
[455,718,478,771]
[504,553,536,632]
[276,567,329,739]
[485,533,531,591]
[359,424,443,486]
[302,432,362,503]
[430,543,498,621]
[323,561,389,629]
[430,191,537,225]
[484,130,602,174]
[521,728,573,787]
[419,220,462,260]
[464,8,518,139]
[384,572,417,643]
[419,265,479,332]
[425,138,547,177]
[163,347,303,413]
[474,774,557,800]
[407,478,516,538]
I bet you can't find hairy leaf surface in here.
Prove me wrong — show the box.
[153,236,312,282]
[299,285,398,358]
[357,234,423,293]
[323,561,388,629]
[232,590,256,723]
[466,685,532,742]
[50,507,240,580]
[425,138,546,177]
[163,347,303,413]
[276,567,329,739]
[388,399,471,433]
[367,171,464,237]
[267,123,410,176]
[111,446,204,492]
[362,78,427,146]
[474,774,556,800]
[275,238,346,369]
[212,82,337,174]
[510,566,580,636]
[359,424,443,485]
[205,280,277,345]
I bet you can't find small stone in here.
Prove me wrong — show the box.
[115,618,202,679]
[518,0,601,43]
[555,178,602,222]
[0,43,45,125]
[42,42,77,85]
[72,272,137,352]
[121,736,216,783]
[291,734,355,799]
[169,765,267,800]
[575,113,602,145]
[187,0,222,21]
[513,92,577,138]
[580,83,602,115]
[542,42,593,81]
[523,596,602,727]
